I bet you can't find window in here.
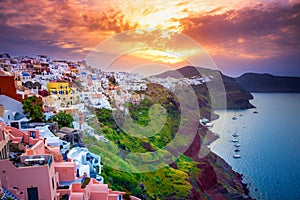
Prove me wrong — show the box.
[2,147,6,159]
[2,130,5,140]
[30,131,36,139]
[21,122,29,129]
[52,177,55,190]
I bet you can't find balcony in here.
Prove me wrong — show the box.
[9,153,53,168]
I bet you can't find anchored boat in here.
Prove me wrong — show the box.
[233,154,241,158]
[234,143,241,147]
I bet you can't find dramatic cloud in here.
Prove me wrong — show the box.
[0,0,138,58]
[181,3,300,56]
[0,0,299,75]
[180,3,300,75]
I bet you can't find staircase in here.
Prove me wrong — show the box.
[1,186,18,200]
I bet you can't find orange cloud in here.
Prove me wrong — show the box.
[0,0,300,75]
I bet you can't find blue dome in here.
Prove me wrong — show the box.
[81,72,87,75]
[22,72,30,76]
[92,77,97,80]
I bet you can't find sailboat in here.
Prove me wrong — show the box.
[232,127,239,137]
[232,112,238,120]
[233,154,241,158]
[232,138,239,143]
[232,132,239,137]
[234,143,241,147]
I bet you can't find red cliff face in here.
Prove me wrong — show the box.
[197,162,218,190]
[184,130,201,159]
[183,126,252,199]
[184,131,218,193]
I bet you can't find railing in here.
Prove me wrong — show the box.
[1,186,18,200]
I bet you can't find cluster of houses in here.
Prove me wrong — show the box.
[148,76,212,91]
[0,53,145,200]
[0,121,141,200]
[0,54,148,114]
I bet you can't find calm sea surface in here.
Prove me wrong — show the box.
[209,93,300,200]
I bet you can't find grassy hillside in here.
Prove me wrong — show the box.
[85,83,251,199]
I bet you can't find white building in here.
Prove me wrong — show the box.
[0,95,25,124]
[67,147,104,183]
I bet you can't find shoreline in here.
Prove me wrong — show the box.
[204,109,253,199]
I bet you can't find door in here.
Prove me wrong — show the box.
[27,187,39,200]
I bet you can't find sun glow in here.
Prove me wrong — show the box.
[130,49,185,64]
[129,48,201,64]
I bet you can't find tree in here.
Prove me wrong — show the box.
[49,111,74,129]
[107,75,117,86]
[22,96,45,122]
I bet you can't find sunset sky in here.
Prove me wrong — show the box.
[0,0,299,76]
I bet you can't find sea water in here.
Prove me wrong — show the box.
[209,93,300,199]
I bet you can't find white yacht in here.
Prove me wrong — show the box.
[232,132,239,137]
[232,138,239,143]
[234,143,241,147]
[234,148,240,152]
[233,154,241,158]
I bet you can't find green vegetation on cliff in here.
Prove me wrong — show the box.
[84,83,251,199]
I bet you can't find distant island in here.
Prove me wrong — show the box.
[236,73,300,93]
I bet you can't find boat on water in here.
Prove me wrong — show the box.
[204,122,214,128]
[199,118,213,128]
[234,143,241,147]
[234,148,240,152]
[253,110,258,114]
[232,132,239,137]
[232,138,239,143]
[233,154,241,158]
[232,116,237,120]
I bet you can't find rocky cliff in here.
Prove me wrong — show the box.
[154,66,255,110]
